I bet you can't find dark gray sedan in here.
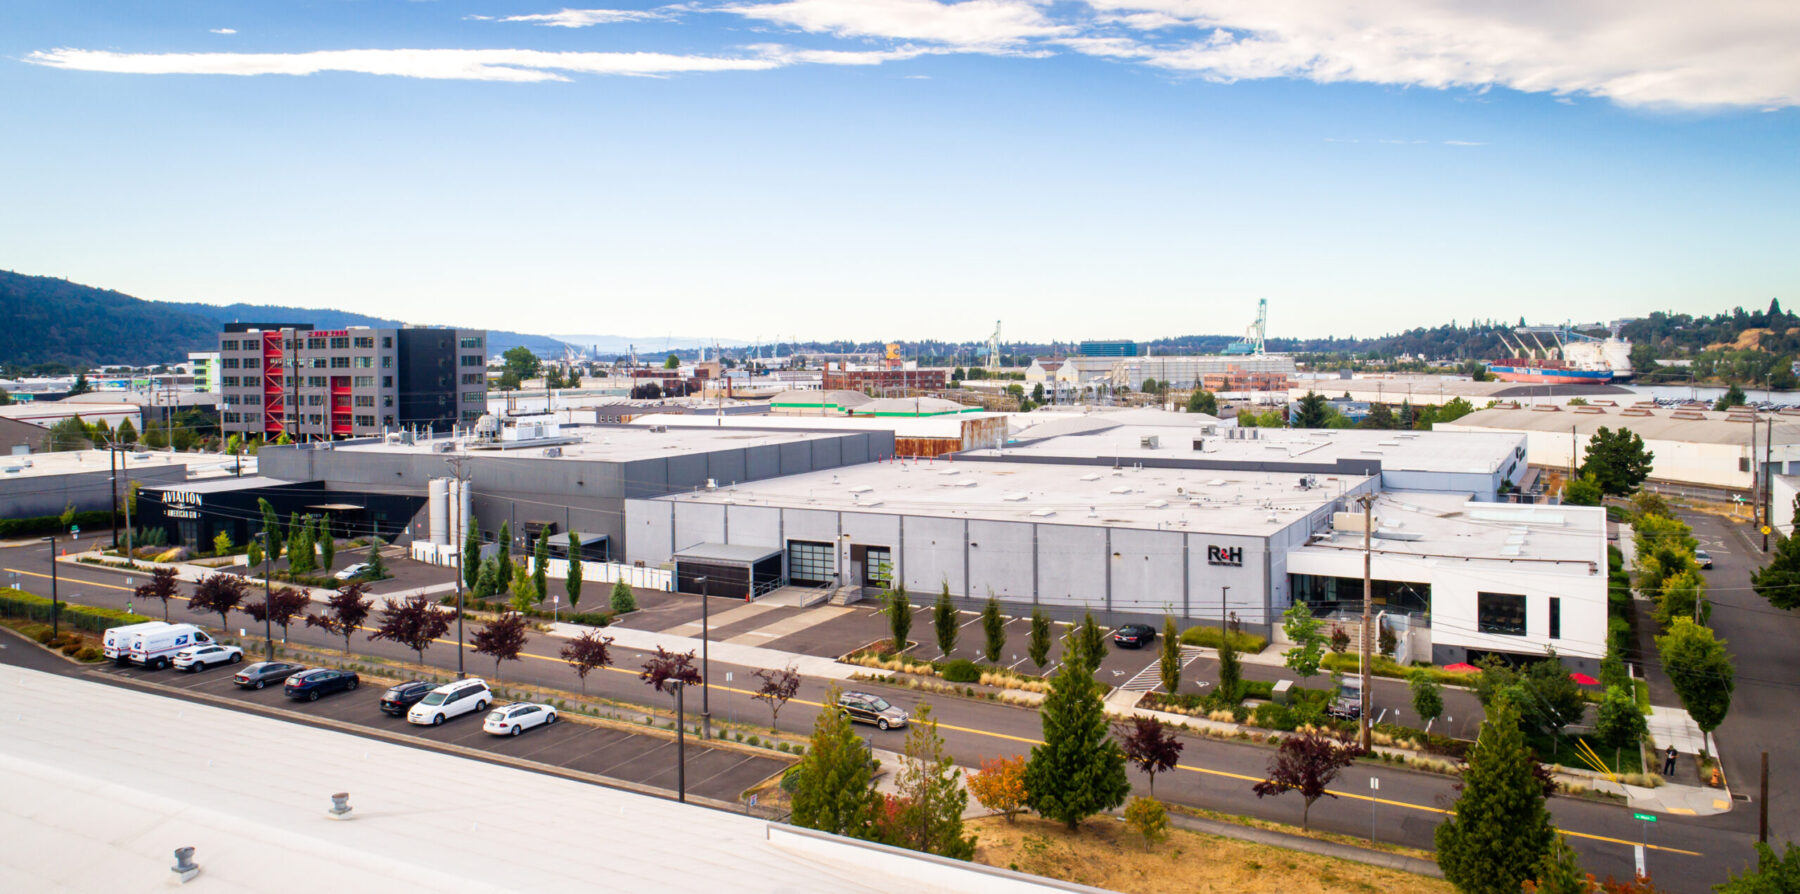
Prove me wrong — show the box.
[232,661,306,690]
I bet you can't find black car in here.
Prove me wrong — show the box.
[233,661,305,690]
[1112,623,1157,648]
[380,680,435,716]
[284,668,360,701]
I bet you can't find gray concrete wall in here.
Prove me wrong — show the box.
[899,515,964,596]
[967,520,1035,601]
[0,465,189,518]
[1035,525,1107,610]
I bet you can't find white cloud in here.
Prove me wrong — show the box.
[209,28,236,35]
[489,8,668,28]
[720,0,1070,48]
[21,46,916,81]
[1074,1,1800,108]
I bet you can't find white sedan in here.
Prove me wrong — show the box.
[483,703,558,737]
[172,643,244,672]
[334,563,372,581]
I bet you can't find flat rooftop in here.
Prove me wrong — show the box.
[0,665,1075,894]
[322,424,863,464]
[972,426,1523,475]
[658,460,1364,535]
[0,448,247,480]
[625,412,1012,439]
[1288,374,1633,401]
[1299,492,1607,567]
[1440,405,1800,446]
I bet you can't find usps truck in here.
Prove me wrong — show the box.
[127,624,214,669]
[104,622,170,663]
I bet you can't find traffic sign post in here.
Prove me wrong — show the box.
[1634,813,1656,878]
[1370,777,1379,844]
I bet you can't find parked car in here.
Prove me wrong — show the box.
[284,668,360,701]
[379,681,436,716]
[1695,549,1714,569]
[234,661,305,690]
[483,703,558,736]
[407,678,492,726]
[1326,683,1363,720]
[836,690,908,730]
[126,624,214,669]
[334,563,372,581]
[172,643,244,672]
[1112,623,1157,648]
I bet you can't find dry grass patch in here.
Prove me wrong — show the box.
[970,815,1450,894]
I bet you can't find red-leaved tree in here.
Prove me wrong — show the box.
[305,582,373,655]
[135,567,180,621]
[243,587,312,641]
[188,573,248,630]
[471,612,531,682]
[368,594,452,669]
[1251,730,1367,829]
[1116,716,1184,797]
[559,630,614,696]
[752,665,802,729]
[640,646,702,714]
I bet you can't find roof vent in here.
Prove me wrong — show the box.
[1001,492,1029,502]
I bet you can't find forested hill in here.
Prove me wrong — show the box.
[0,270,568,368]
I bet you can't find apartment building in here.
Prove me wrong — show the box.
[216,323,487,440]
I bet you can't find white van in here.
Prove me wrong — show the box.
[104,622,170,663]
[127,624,214,669]
[407,678,492,726]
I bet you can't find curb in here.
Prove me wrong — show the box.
[1165,810,1444,878]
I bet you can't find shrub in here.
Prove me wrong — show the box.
[1253,702,1297,731]
[0,509,115,540]
[941,658,981,683]
[1178,625,1268,653]
[1240,679,1275,700]
[610,579,637,614]
[0,588,154,633]
[76,646,102,662]
[60,640,83,656]
[560,611,614,627]
[34,627,55,644]
[1328,625,1351,653]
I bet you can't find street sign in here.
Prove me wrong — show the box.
[1633,813,1657,822]
[1761,525,1772,535]
[70,525,79,536]
[725,672,733,683]
[1370,778,1379,791]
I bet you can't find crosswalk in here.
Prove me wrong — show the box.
[1118,646,1208,693]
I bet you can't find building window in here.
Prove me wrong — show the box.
[381,376,393,388]
[221,358,239,369]
[354,356,372,368]
[354,395,374,407]
[354,414,376,427]
[330,337,350,349]
[786,541,834,586]
[306,337,324,349]
[381,356,392,368]
[459,336,483,349]
[308,357,327,368]
[330,356,350,368]
[460,355,483,367]
[243,376,260,387]
[308,394,324,406]
[221,339,237,351]
[382,336,393,348]
[462,373,483,385]
[308,413,324,425]
[243,357,259,368]
[1477,592,1527,636]
[462,391,484,403]
[354,336,374,348]
[382,395,393,407]
[353,376,374,388]
[220,376,239,387]
[1548,597,1561,640]
[384,415,396,425]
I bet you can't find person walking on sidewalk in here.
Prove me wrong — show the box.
[1662,745,1678,776]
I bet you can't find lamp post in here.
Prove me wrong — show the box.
[670,680,688,803]
[44,532,60,637]
[262,529,275,660]
[698,575,711,740]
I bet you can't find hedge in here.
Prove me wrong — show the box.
[0,510,116,540]
[1320,652,1473,687]
[0,588,154,632]
[1178,626,1269,654]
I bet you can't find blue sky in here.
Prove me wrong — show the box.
[3,1,1796,343]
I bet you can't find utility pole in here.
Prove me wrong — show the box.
[108,443,120,550]
[121,448,133,561]
[1359,492,1374,751]
[262,529,275,660]
[699,574,711,740]
[1763,414,1772,553]
[1759,751,1769,843]
[46,532,60,637]
[446,451,469,679]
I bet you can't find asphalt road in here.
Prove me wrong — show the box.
[0,535,1767,893]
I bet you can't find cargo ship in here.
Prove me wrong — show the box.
[1488,327,1632,385]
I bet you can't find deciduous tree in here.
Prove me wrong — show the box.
[639,646,701,711]
[1521,836,1593,894]
[1116,716,1183,797]
[791,683,878,837]
[1281,601,1326,682]
[1186,389,1218,415]
[1435,700,1558,894]
[966,755,1026,823]
[1251,731,1366,829]
[135,567,180,621]
[1024,639,1129,829]
[559,629,613,695]
[1123,796,1170,849]
[752,665,801,728]
[243,586,311,641]
[1751,525,1800,611]
[1409,670,1444,726]
[188,573,248,630]
[1656,618,1734,755]
[1158,615,1182,695]
[368,594,452,668]
[1717,841,1800,894]
[893,704,976,859]
[306,582,373,655]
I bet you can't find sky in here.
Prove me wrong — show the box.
[3,1,1797,344]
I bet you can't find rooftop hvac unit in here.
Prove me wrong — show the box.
[705,478,718,491]
[543,447,562,457]
[1139,435,1160,449]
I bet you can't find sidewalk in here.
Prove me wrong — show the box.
[543,620,860,682]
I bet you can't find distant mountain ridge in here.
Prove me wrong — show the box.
[0,270,569,367]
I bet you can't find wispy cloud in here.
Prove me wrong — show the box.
[720,0,1071,49]
[480,8,670,28]
[209,28,236,35]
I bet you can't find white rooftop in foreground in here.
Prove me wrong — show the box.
[659,460,1362,535]
[0,666,1078,894]
[1301,493,1608,567]
[0,448,248,480]
[980,425,1523,475]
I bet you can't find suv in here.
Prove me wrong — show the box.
[408,678,492,726]
[836,691,908,730]
[1326,683,1363,720]
[380,680,436,716]
[173,643,244,672]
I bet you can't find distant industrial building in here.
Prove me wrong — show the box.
[821,367,948,393]
[1077,340,1139,357]
[187,351,219,393]
[216,323,487,441]
[1046,354,1298,390]
[1,449,241,519]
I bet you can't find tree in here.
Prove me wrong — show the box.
[1158,615,1182,695]
[462,521,482,591]
[932,583,958,657]
[892,704,976,859]
[68,371,91,395]
[317,517,335,570]
[1359,402,1396,429]
[1293,391,1330,428]
[1070,609,1107,672]
[1521,836,1592,894]
[305,582,373,655]
[1251,731,1366,829]
[258,499,282,554]
[43,416,93,452]
[531,528,550,605]
[114,417,137,444]
[508,558,537,612]
[470,612,530,681]
[473,559,499,600]
[559,630,614,695]
[246,537,263,568]
[1024,639,1130,829]
[286,514,315,575]
[1750,529,1800,610]
[610,578,637,613]
[981,594,1006,664]
[142,420,168,449]
[1653,569,1709,628]
[565,532,583,608]
[1714,382,1748,412]
[243,587,311,641]
[1562,474,1604,507]
[967,755,1027,823]
[368,594,452,668]
[752,665,801,728]
[1116,716,1183,797]
[496,521,514,585]
[1409,670,1445,726]
[663,352,680,369]
[1186,389,1218,415]
[1281,601,1326,682]
[1656,618,1734,755]
[364,536,387,580]
[502,346,541,382]
[791,684,878,837]
[135,567,180,621]
[639,646,702,709]
[1217,620,1242,702]
[886,585,913,653]
[188,573,248,630]
[1123,796,1170,849]
[1027,607,1051,670]
[1717,842,1800,894]
[1580,427,1655,496]
[1594,683,1647,755]
[1435,700,1558,894]
[1522,650,1588,745]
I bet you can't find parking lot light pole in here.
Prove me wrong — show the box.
[262,530,275,660]
[671,680,687,803]
[698,575,711,740]
[44,533,59,637]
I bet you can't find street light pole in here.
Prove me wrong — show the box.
[1359,492,1374,751]
[698,575,711,740]
[46,532,60,637]
[672,680,687,803]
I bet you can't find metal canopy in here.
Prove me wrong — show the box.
[672,542,782,566]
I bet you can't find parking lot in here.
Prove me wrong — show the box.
[86,657,791,805]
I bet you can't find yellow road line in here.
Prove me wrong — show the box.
[27,572,1707,857]
[7,566,136,593]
